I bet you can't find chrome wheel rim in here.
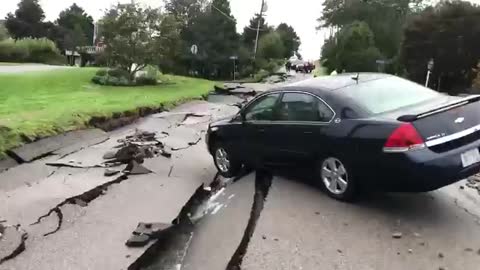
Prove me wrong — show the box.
[215,148,230,173]
[321,157,348,195]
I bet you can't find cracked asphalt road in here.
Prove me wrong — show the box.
[2,72,480,270]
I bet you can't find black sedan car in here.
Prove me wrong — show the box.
[206,73,480,200]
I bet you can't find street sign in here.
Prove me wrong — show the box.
[191,44,198,55]
[229,56,238,60]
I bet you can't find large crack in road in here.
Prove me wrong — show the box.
[226,169,273,270]
[30,173,130,236]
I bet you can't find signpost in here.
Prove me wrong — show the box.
[425,58,434,88]
[190,44,198,76]
[230,56,238,81]
[190,44,198,55]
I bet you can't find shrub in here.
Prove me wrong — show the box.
[96,69,107,76]
[91,75,106,85]
[0,38,65,64]
[107,68,130,79]
[134,65,159,85]
[254,69,270,82]
[135,75,157,85]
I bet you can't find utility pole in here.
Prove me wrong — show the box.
[253,0,266,59]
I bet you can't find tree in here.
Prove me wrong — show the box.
[401,1,480,93]
[257,32,285,60]
[241,14,273,49]
[275,23,301,58]
[319,0,422,59]
[156,15,183,74]
[56,3,94,46]
[101,3,164,80]
[321,21,382,72]
[5,0,46,39]
[188,0,240,79]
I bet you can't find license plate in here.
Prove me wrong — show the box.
[461,148,480,168]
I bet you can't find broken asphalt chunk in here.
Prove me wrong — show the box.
[126,223,172,248]
[103,150,117,160]
[392,232,403,239]
[104,168,120,177]
[134,223,171,237]
[126,234,151,248]
[161,148,172,158]
[124,160,152,175]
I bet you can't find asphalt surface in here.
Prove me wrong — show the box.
[2,72,480,270]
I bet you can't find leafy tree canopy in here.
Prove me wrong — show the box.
[56,3,94,46]
[258,32,285,60]
[401,0,480,93]
[241,14,273,49]
[101,3,179,79]
[5,0,46,39]
[276,23,301,58]
[322,21,382,73]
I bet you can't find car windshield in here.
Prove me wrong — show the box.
[340,77,441,114]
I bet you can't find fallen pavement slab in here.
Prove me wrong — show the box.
[182,174,256,270]
[8,129,107,163]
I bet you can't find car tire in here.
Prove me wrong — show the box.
[317,156,357,201]
[212,142,242,178]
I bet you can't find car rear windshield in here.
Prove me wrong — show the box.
[340,76,441,114]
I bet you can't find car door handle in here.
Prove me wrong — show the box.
[303,131,313,134]
[257,128,266,133]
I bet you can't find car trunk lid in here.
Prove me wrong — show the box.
[389,95,480,152]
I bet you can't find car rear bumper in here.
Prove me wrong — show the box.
[367,140,480,192]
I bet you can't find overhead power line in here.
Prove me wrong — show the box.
[210,3,269,31]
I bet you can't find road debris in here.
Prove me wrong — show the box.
[104,168,120,176]
[392,232,403,239]
[124,160,152,175]
[438,252,444,258]
[125,223,172,248]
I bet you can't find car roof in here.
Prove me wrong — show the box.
[284,72,392,92]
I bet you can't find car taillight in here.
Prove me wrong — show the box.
[383,123,425,153]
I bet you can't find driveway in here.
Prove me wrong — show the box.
[0,64,70,74]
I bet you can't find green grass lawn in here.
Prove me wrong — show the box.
[0,68,214,156]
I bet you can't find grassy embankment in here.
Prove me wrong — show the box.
[0,67,214,157]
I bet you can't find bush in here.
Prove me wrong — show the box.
[135,75,157,85]
[254,69,270,82]
[96,69,108,76]
[0,38,65,64]
[107,68,130,79]
[91,74,131,86]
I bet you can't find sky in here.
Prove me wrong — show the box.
[2,0,480,60]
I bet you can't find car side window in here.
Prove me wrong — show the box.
[278,93,334,122]
[317,99,335,122]
[244,93,280,121]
